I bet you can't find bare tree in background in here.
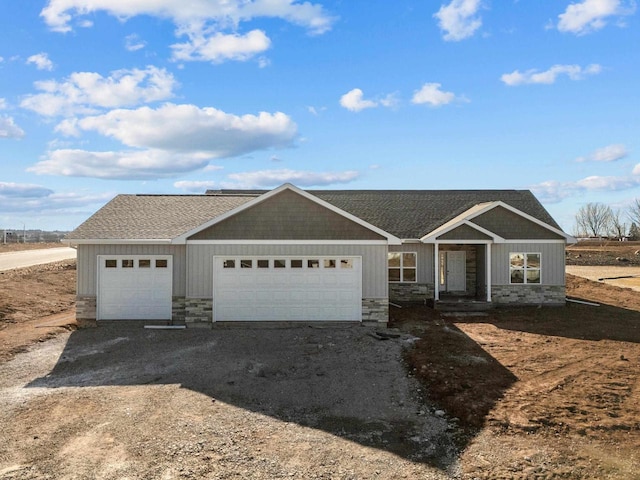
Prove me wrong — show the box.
[610,208,627,240]
[628,198,640,226]
[575,202,613,238]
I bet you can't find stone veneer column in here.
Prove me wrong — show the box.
[75,295,97,327]
[362,298,389,325]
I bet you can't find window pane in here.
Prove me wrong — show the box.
[510,253,524,267]
[105,259,117,268]
[257,259,269,268]
[291,259,303,268]
[510,268,524,284]
[403,268,416,282]
[389,268,401,282]
[527,269,541,284]
[274,259,286,268]
[308,259,320,269]
[403,253,416,268]
[340,259,353,269]
[223,259,235,268]
[324,259,336,268]
[122,259,134,268]
[388,252,401,267]
[241,259,252,268]
[139,259,151,268]
[156,259,168,268]
[526,253,541,269]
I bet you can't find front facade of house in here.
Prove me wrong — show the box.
[65,184,574,327]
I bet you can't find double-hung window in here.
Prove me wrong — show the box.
[388,252,417,282]
[509,253,541,284]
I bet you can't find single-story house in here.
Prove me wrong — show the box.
[64,183,575,327]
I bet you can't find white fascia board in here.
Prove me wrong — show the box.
[434,239,493,245]
[495,239,567,244]
[63,239,172,245]
[466,201,575,242]
[422,219,502,243]
[420,203,496,242]
[187,239,389,245]
[172,183,402,245]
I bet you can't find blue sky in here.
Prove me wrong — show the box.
[0,0,638,232]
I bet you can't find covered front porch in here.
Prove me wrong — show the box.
[433,242,493,310]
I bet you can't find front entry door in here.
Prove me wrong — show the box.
[446,251,466,292]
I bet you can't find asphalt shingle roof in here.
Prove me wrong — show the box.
[66,189,561,240]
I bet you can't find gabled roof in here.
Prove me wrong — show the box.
[66,186,566,242]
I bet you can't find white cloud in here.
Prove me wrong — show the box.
[125,34,146,52]
[576,144,628,162]
[557,0,636,35]
[171,29,271,63]
[0,183,112,215]
[0,99,7,110]
[501,64,602,86]
[411,83,458,106]
[29,149,211,180]
[0,116,26,139]
[26,52,54,71]
[69,103,297,158]
[223,168,360,188]
[21,66,177,117]
[174,180,218,192]
[434,0,483,41]
[339,88,377,112]
[203,164,224,172]
[0,182,53,198]
[42,0,335,34]
[531,169,640,203]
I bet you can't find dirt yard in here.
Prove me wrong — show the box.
[1,245,639,479]
[0,242,64,253]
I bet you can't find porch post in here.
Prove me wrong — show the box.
[434,242,439,301]
[486,243,492,302]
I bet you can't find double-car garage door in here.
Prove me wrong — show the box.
[213,256,362,321]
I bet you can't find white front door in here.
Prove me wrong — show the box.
[446,251,466,292]
[213,256,362,321]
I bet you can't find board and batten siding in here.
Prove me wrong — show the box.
[186,244,388,299]
[388,243,434,284]
[76,244,187,296]
[491,242,566,286]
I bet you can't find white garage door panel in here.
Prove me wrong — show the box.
[213,256,362,321]
[98,255,172,320]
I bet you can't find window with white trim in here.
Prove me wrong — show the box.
[509,253,541,284]
[388,252,417,282]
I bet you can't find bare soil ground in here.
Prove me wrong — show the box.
[1,244,639,478]
[566,240,640,266]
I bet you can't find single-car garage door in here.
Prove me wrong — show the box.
[97,255,172,320]
[213,256,362,321]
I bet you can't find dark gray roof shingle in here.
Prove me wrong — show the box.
[66,189,561,240]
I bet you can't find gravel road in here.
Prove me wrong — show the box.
[0,247,76,271]
[0,324,460,479]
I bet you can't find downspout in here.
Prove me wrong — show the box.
[434,242,439,302]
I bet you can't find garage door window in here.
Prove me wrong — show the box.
[241,259,253,268]
[257,259,269,268]
[139,259,151,268]
[223,259,235,268]
[341,259,353,269]
[274,259,286,268]
[308,259,320,269]
[291,259,303,268]
[156,259,168,268]
[122,259,134,268]
[324,259,336,268]
[105,259,117,268]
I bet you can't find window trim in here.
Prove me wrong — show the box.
[388,251,417,283]
[509,252,542,285]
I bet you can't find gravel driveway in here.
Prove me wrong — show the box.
[0,247,76,271]
[0,325,459,479]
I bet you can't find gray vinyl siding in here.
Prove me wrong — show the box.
[389,243,434,284]
[186,243,388,298]
[76,244,187,296]
[437,224,492,241]
[491,242,565,286]
[472,207,565,240]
